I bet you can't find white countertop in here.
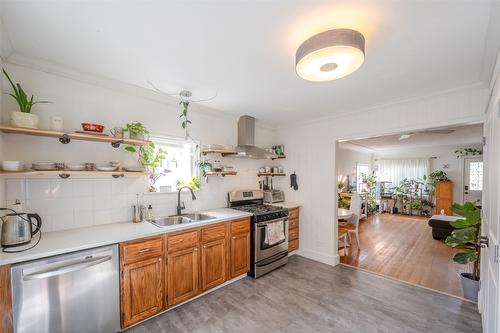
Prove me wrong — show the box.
[0,208,252,266]
[271,202,301,209]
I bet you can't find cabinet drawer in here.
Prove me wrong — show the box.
[288,218,299,229]
[201,224,226,243]
[288,208,299,220]
[168,230,199,252]
[289,239,299,252]
[121,237,163,265]
[289,227,299,241]
[231,218,250,234]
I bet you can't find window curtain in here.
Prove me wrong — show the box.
[375,159,429,187]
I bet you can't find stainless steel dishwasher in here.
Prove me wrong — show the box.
[11,245,120,333]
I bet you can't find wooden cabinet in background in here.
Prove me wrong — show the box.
[0,265,13,333]
[120,237,164,328]
[435,181,453,215]
[288,207,300,252]
[230,218,250,278]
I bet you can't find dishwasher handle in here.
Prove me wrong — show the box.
[23,255,112,281]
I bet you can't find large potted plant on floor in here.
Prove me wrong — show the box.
[3,68,51,128]
[445,202,481,301]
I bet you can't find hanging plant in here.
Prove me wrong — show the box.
[180,100,192,130]
[454,147,482,158]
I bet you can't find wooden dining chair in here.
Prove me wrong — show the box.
[339,193,361,250]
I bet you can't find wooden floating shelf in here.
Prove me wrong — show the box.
[257,173,286,177]
[205,170,238,176]
[271,155,286,160]
[0,125,152,147]
[201,147,237,155]
[0,169,149,178]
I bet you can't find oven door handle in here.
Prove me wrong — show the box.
[255,251,288,267]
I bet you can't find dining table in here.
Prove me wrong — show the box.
[338,208,354,220]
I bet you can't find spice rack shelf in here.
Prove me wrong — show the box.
[205,170,238,176]
[0,125,152,148]
[201,147,237,156]
[257,173,286,177]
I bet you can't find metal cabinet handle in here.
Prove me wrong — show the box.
[23,255,112,281]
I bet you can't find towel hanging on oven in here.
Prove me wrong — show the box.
[265,220,285,246]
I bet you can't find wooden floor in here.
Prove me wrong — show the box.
[340,213,468,298]
[129,255,481,333]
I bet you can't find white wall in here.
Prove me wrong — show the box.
[273,85,487,265]
[1,62,279,231]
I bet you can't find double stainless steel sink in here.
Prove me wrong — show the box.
[149,213,216,227]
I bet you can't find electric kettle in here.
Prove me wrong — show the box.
[1,211,42,248]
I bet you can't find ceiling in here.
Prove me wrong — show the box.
[341,123,483,152]
[0,1,497,127]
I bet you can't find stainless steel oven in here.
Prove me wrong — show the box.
[228,190,289,278]
[253,218,288,277]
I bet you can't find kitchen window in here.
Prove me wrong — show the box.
[150,136,200,192]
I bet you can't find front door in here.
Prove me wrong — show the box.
[464,156,483,206]
[481,100,500,333]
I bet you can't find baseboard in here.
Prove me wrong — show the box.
[297,248,339,266]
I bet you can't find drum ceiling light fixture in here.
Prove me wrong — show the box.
[295,28,365,82]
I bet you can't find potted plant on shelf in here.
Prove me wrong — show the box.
[196,159,212,179]
[123,121,150,140]
[126,143,167,192]
[445,202,481,301]
[3,68,51,129]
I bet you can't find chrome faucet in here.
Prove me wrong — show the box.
[177,186,197,215]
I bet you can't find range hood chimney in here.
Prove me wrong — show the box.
[232,115,274,159]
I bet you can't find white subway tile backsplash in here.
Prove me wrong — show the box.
[93,180,112,196]
[94,209,112,225]
[52,212,74,231]
[111,178,128,195]
[5,180,25,201]
[51,180,73,198]
[74,196,93,212]
[73,180,93,196]
[74,211,94,228]
[26,180,51,199]
[93,195,112,211]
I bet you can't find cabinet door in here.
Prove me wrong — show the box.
[121,257,163,328]
[167,246,199,306]
[230,232,250,278]
[201,239,226,291]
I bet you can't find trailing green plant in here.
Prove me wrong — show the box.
[196,159,212,178]
[445,202,481,281]
[125,143,166,169]
[176,177,201,191]
[454,147,482,158]
[3,68,51,113]
[123,121,150,135]
[180,100,191,130]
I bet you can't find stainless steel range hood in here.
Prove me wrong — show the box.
[230,115,274,159]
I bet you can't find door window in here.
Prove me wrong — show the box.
[468,161,483,191]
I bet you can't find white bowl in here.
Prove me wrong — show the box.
[2,161,24,171]
[95,165,119,172]
[68,164,86,171]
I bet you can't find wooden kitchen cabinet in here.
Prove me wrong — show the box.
[230,218,251,278]
[120,256,164,327]
[288,207,300,252]
[201,239,226,291]
[167,246,200,306]
[0,265,13,333]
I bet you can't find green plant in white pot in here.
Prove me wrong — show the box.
[123,121,150,140]
[3,68,51,128]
